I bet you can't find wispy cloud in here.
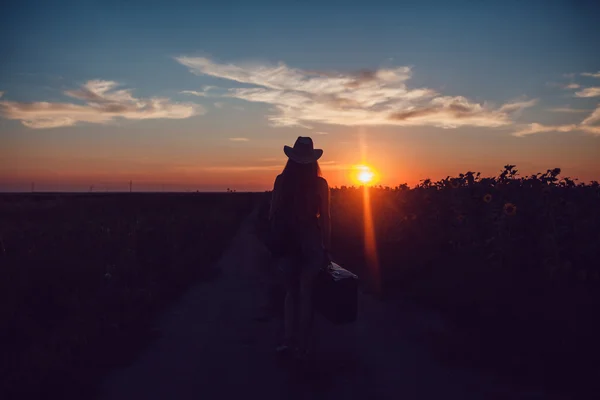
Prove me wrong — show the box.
[199,165,281,172]
[180,90,207,97]
[229,137,250,141]
[259,157,284,162]
[513,123,580,137]
[581,105,600,126]
[214,102,224,108]
[581,71,600,78]
[319,162,347,170]
[564,83,581,89]
[549,107,588,113]
[514,104,600,137]
[582,126,600,135]
[315,131,329,135]
[201,161,348,173]
[513,124,600,137]
[176,56,536,130]
[180,85,215,97]
[498,98,538,113]
[575,87,600,98]
[0,80,203,129]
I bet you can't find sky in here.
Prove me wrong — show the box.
[1,0,599,191]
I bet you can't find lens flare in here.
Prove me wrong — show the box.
[355,128,381,294]
[362,185,380,293]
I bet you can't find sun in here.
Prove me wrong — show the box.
[352,164,378,185]
[358,170,374,184]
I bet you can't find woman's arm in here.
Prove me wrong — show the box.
[318,178,331,250]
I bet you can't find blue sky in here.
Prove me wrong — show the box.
[1,0,599,191]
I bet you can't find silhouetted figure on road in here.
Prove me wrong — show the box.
[268,136,331,361]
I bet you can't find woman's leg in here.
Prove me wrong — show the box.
[279,257,299,347]
[297,241,325,355]
[283,288,298,346]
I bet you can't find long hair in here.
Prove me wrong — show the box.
[277,159,322,222]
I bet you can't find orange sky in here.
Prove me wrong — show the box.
[1,1,600,192]
[3,124,599,192]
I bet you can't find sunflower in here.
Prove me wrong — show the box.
[483,194,492,203]
[503,202,517,216]
[450,179,460,189]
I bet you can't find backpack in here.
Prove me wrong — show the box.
[267,176,320,258]
[267,201,301,258]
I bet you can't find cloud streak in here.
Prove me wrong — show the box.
[180,86,216,97]
[197,165,282,173]
[581,105,600,126]
[549,107,588,113]
[200,161,348,173]
[575,87,600,98]
[229,137,250,141]
[582,71,600,78]
[0,80,204,129]
[513,124,600,137]
[176,56,536,130]
[515,69,600,136]
[514,104,600,137]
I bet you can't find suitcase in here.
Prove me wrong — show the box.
[313,262,358,324]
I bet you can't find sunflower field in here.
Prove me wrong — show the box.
[330,165,600,396]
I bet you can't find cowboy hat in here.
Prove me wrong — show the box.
[283,136,323,164]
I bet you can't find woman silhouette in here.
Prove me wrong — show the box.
[268,136,331,361]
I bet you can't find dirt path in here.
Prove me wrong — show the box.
[99,209,550,400]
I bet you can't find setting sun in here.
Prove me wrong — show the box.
[358,170,374,184]
[352,165,378,186]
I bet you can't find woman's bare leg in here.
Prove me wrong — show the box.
[297,257,322,354]
[280,257,298,347]
[283,289,297,346]
[296,226,327,356]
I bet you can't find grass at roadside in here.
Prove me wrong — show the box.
[0,193,257,399]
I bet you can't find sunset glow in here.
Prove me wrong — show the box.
[0,1,599,192]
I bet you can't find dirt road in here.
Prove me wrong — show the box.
[100,209,551,400]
